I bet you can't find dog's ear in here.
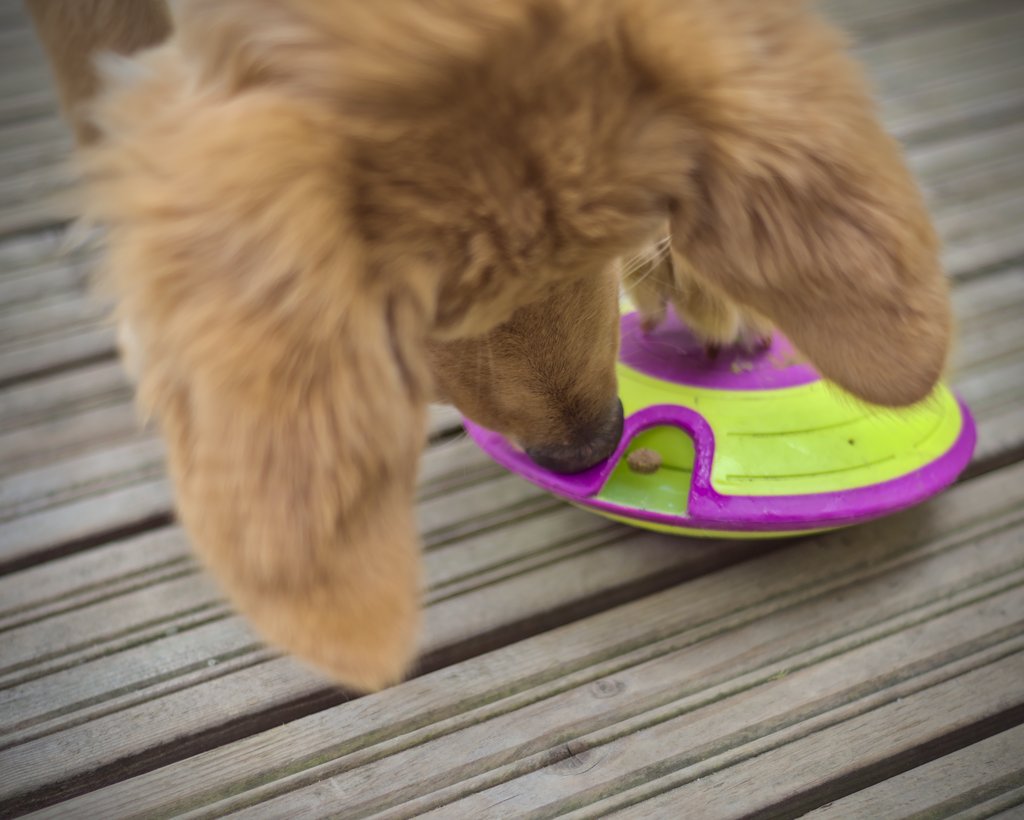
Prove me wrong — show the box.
[83,52,434,691]
[636,3,952,407]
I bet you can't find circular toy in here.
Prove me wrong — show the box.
[463,304,977,538]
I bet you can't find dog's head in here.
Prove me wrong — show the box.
[83,0,951,689]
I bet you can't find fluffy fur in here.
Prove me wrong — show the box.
[25,0,171,144]
[30,0,952,690]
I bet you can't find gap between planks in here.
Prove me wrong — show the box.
[801,724,1024,820]
[20,460,1024,818]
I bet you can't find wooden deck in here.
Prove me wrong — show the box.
[1,0,1023,816]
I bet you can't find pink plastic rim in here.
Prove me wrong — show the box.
[619,309,818,390]
[462,397,976,532]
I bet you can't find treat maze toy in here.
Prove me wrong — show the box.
[464,305,976,537]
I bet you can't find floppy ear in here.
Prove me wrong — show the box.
[83,50,434,691]
[647,4,952,406]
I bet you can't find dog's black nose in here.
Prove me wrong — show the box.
[526,398,624,474]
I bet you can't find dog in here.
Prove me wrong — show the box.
[27,0,952,691]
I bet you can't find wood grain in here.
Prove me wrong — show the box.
[595,647,1024,820]
[3,0,1024,815]
[802,724,1024,819]
[19,462,1024,816]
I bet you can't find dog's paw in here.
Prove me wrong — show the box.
[622,241,774,355]
[701,323,772,359]
[681,297,773,357]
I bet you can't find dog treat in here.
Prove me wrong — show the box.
[627,447,662,474]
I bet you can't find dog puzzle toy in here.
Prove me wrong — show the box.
[463,305,976,537]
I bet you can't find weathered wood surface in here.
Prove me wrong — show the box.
[23,462,1024,818]
[803,724,1024,820]
[1,0,1023,816]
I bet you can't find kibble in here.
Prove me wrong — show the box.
[627,447,662,474]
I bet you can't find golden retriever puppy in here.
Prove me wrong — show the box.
[28,0,951,691]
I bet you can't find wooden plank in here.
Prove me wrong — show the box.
[0,504,620,725]
[0,495,595,694]
[880,63,1024,149]
[0,433,501,625]
[0,520,744,806]
[0,478,172,571]
[802,724,1024,819]
[0,252,92,309]
[946,230,1024,283]
[0,438,165,520]
[949,276,1024,375]
[0,39,52,79]
[0,501,613,641]
[860,7,1024,148]
[12,461,1024,816]
[859,6,1024,77]
[0,227,73,273]
[0,452,602,682]
[954,267,1024,332]
[975,402,1024,466]
[910,119,1024,205]
[0,618,264,745]
[0,401,466,569]
[0,292,110,348]
[266,577,1024,814]
[427,403,466,438]
[0,119,72,179]
[138,526,1024,818]
[0,360,131,433]
[0,160,75,209]
[823,0,1020,44]
[938,192,1024,279]
[0,190,75,237]
[974,794,1024,819]
[0,569,220,687]
[0,0,33,27]
[587,648,1024,820]
[4,655,324,814]
[0,324,117,386]
[954,358,1024,417]
[0,400,142,471]
[0,526,190,631]
[0,61,60,96]
[953,312,1024,376]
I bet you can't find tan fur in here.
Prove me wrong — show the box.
[624,245,774,350]
[30,0,953,690]
[25,0,171,144]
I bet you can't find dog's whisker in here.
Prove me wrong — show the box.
[620,238,672,283]
[625,262,676,293]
